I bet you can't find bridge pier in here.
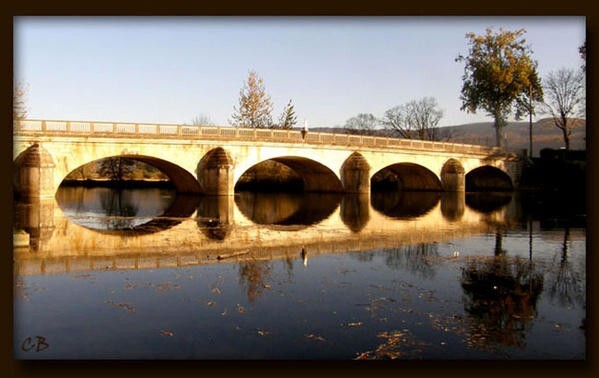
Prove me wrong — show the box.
[13,143,56,200]
[197,195,234,240]
[441,159,466,192]
[441,191,466,221]
[14,198,56,251]
[341,152,371,194]
[198,148,235,196]
[340,193,370,232]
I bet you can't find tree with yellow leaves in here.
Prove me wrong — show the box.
[456,28,543,148]
[230,70,273,128]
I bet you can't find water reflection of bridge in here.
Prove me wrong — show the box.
[13,191,518,276]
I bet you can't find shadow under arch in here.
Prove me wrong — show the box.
[60,155,202,194]
[466,165,513,191]
[235,156,344,193]
[371,163,442,191]
[235,192,342,227]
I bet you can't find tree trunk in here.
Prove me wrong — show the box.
[562,128,571,151]
[493,113,507,148]
[494,123,504,148]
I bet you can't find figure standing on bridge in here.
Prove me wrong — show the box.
[301,120,309,141]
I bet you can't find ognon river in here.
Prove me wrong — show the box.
[13,187,586,359]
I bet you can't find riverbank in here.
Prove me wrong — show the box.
[519,149,586,193]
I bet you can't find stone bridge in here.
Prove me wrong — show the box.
[13,119,521,199]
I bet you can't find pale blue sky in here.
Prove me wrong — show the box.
[14,16,585,128]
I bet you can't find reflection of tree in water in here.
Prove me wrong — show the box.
[461,256,544,349]
[384,243,440,279]
[352,250,376,262]
[547,228,585,308]
[493,230,507,256]
[238,260,272,303]
[99,189,139,230]
[349,244,440,279]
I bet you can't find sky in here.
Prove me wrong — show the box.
[13,16,585,128]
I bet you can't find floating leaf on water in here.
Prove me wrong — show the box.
[160,330,174,337]
[345,322,364,327]
[305,334,326,342]
[105,300,136,313]
[257,329,270,336]
[211,287,221,294]
[237,304,246,313]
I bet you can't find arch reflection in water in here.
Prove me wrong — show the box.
[56,187,199,234]
[370,191,441,219]
[235,192,342,226]
[465,192,513,214]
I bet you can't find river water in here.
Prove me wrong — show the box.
[13,187,586,359]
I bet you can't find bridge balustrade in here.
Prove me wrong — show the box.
[14,119,510,157]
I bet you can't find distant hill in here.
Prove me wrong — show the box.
[441,118,586,156]
[308,118,585,157]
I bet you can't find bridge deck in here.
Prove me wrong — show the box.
[14,119,512,157]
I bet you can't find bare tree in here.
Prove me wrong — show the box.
[542,68,585,151]
[579,41,586,71]
[230,70,273,128]
[97,157,136,182]
[381,97,444,141]
[344,113,378,135]
[191,113,214,126]
[13,81,29,120]
[380,106,409,138]
[514,70,544,158]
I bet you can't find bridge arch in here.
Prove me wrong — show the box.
[371,163,442,191]
[465,165,513,191]
[235,156,344,193]
[59,155,202,194]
